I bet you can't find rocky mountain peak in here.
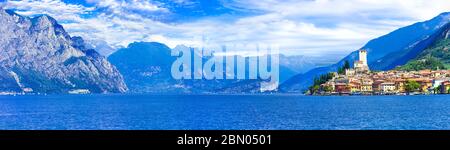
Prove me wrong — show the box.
[32,15,57,27]
[0,8,128,93]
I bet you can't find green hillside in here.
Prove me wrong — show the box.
[396,38,450,71]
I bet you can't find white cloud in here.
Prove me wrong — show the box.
[184,0,450,55]
[94,0,169,13]
[3,0,450,56]
[222,0,449,21]
[5,0,94,22]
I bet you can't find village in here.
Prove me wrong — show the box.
[312,50,450,95]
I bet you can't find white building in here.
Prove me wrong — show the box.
[380,82,396,93]
[354,49,370,73]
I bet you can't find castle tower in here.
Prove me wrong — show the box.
[359,49,367,66]
[353,49,369,72]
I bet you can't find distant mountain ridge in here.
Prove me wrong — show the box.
[108,42,182,93]
[108,42,268,94]
[107,40,333,93]
[280,12,450,93]
[0,9,127,93]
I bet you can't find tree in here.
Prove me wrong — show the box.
[337,61,350,75]
[405,80,421,93]
[434,86,441,94]
[396,56,447,71]
[312,85,320,94]
[337,67,344,75]
[308,85,321,95]
[323,85,333,93]
[344,60,350,70]
[307,72,335,94]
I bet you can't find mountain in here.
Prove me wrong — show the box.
[0,9,127,93]
[280,12,450,93]
[108,42,184,93]
[279,54,334,74]
[108,42,277,93]
[84,39,116,57]
[396,23,450,71]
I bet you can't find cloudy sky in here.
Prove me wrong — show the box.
[1,0,450,56]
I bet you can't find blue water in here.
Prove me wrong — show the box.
[0,94,449,130]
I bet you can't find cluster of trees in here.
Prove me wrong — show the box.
[308,60,351,94]
[397,56,446,71]
[397,38,450,71]
[421,39,450,65]
[337,61,350,75]
[308,72,335,94]
[404,80,421,93]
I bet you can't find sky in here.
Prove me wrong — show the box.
[1,0,450,56]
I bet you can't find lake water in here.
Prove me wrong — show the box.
[0,94,449,130]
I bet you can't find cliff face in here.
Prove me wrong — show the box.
[0,9,127,93]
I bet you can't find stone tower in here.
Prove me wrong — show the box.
[359,49,368,66]
[354,49,369,72]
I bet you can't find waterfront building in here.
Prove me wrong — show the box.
[380,82,396,94]
[349,82,361,93]
[433,78,450,88]
[335,83,350,94]
[394,79,406,93]
[411,78,433,92]
[441,81,450,94]
[372,80,385,93]
[360,84,373,93]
